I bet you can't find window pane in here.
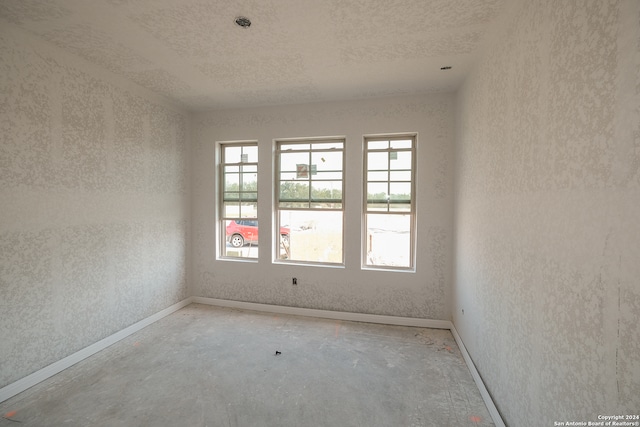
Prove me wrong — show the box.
[280,152,310,174]
[366,202,388,212]
[389,170,411,181]
[220,142,258,260]
[390,140,412,149]
[278,210,342,263]
[224,173,239,191]
[279,201,309,209]
[389,182,411,201]
[368,152,388,170]
[363,135,414,269]
[390,151,411,169]
[223,219,259,257]
[280,181,309,202]
[314,170,343,180]
[368,171,388,181]
[389,203,411,213]
[224,146,242,163]
[223,202,240,217]
[367,182,388,201]
[311,181,342,201]
[223,192,239,201]
[280,143,311,151]
[311,141,343,150]
[365,214,411,267]
[240,192,257,201]
[240,202,257,217]
[312,151,342,172]
[241,172,258,190]
[368,140,389,150]
[242,146,258,163]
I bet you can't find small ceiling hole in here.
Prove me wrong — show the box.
[235,16,251,28]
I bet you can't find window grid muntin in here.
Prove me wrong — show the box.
[219,141,258,260]
[276,140,345,210]
[221,143,258,220]
[363,135,416,270]
[275,138,346,265]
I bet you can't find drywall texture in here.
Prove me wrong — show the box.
[0,24,190,388]
[454,0,640,424]
[192,95,455,320]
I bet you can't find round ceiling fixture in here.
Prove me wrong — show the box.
[235,16,251,28]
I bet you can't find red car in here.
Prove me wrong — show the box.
[226,220,290,248]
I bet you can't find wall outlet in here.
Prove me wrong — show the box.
[292,277,297,285]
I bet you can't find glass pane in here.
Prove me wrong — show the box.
[279,201,309,209]
[367,140,389,150]
[389,203,411,213]
[389,170,411,181]
[280,143,310,151]
[223,219,258,259]
[390,151,411,170]
[223,191,239,201]
[223,202,240,217]
[278,210,342,263]
[313,170,343,180]
[366,203,389,212]
[312,151,342,173]
[224,173,239,191]
[390,140,412,149]
[224,165,239,173]
[241,164,257,173]
[311,202,342,209]
[367,171,388,181]
[389,182,411,201]
[280,152,310,174]
[241,172,258,190]
[367,152,388,170]
[311,181,342,202]
[311,141,343,150]
[242,145,258,163]
[240,192,257,201]
[367,182,388,201]
[224,146,242,163]
[280,181,309,201]
[240,202,257,217]
[365,214,411,268]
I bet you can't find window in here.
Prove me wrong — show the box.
[219,142,258,259]
[276,139,344,264]
[363,135,416,269]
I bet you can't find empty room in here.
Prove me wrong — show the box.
[1,0,639,426]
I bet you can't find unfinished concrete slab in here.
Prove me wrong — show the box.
[0,304,494,426]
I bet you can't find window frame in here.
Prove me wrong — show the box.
[274,137,346,266]
[362,134,417,271]
[218,141,259,260]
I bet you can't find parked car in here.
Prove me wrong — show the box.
[226,220,290,247]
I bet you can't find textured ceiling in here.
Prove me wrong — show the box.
[0,0,506,111]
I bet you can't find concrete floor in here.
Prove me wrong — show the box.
[0,304,494,426]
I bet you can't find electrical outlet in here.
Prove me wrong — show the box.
[292,277,297,285]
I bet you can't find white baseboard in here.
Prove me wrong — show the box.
[450,324,505,427]
[192,296,452,329]
[0,297,194,404]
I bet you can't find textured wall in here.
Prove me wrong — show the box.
[192,95,455,320]
[454,0,640,424]
[0,24,190,388]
